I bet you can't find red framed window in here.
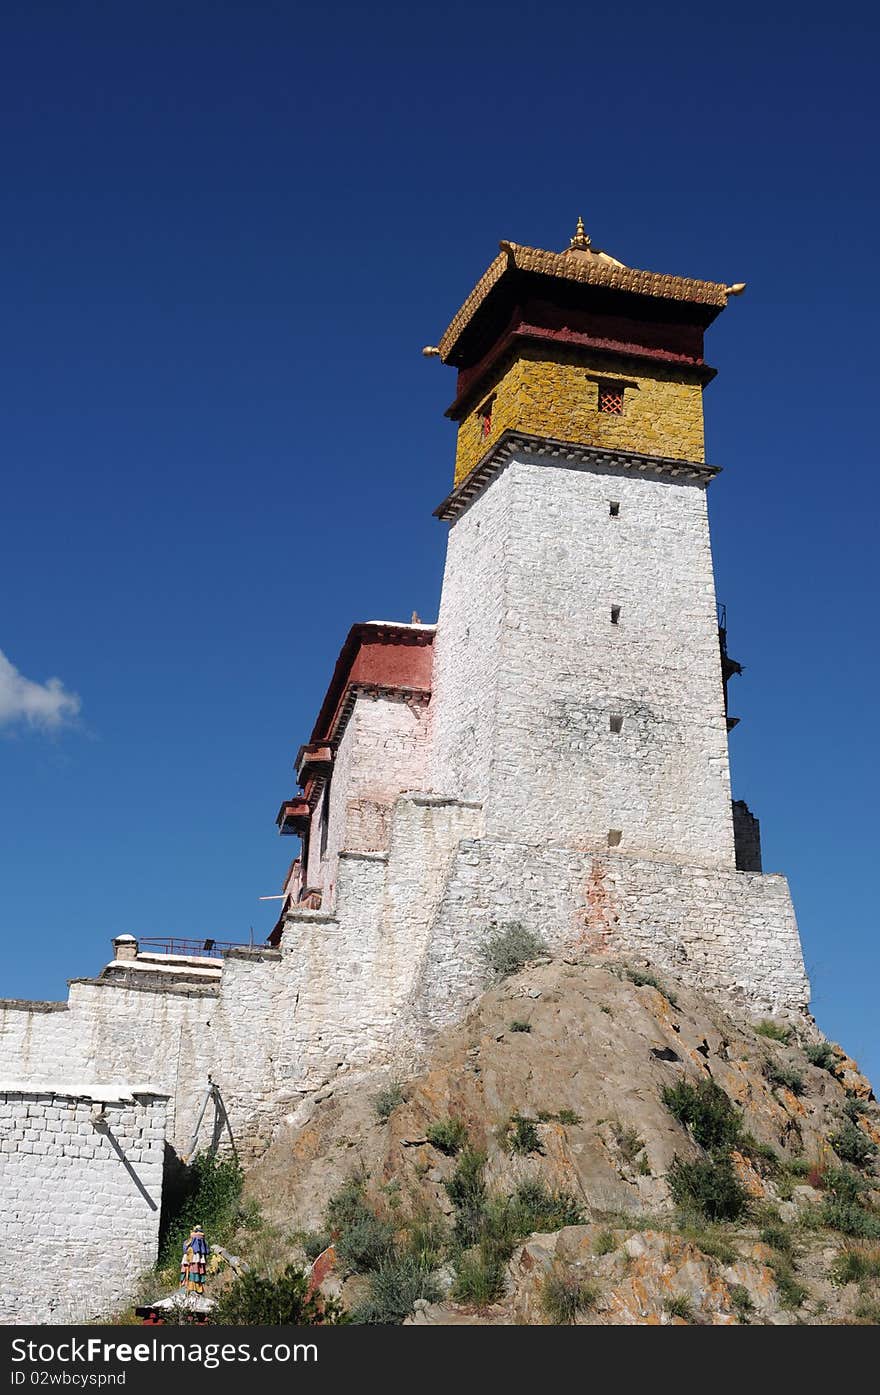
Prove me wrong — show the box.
[477,396,494,438]
[598,383,625,415]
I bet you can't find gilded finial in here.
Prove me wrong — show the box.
[569,215,591,251]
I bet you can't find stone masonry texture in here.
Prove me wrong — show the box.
[0,1089,167,1324]
[454,347,706,484]
[431,450,737,868]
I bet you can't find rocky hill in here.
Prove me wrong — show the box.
[243,951,879,1325]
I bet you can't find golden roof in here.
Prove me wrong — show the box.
[434,218,741,365]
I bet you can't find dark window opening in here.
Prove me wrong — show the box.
[610,714,623,733]
[610,605,621,625]
[477,396,495,439]
[599,383,625,415]
[607,829,622,847]
[319,788,330,858]
[609,501,620,517]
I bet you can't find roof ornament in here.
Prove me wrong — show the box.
[569,215,592,252]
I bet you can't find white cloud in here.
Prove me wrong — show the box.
[0,648,81,731]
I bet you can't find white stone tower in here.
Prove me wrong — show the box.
[428,221,747,872]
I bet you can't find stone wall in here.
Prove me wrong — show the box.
[408,832,810,1041]
[432,450,737,869]
[0,948,285,1160]
[317,691,432,904]
[454,348,706,484]
[0,1086,167,1324]
[0,789,810,1197]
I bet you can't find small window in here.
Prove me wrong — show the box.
[610,605,621,625]
[598,382,625,415]
[477,396,494,439]
[610,714,623,734]
[609,501,620,517]
[607,829,622,847]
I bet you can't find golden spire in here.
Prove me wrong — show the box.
[568,215,592,252]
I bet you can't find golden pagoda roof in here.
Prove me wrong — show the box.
[435,219,741,365]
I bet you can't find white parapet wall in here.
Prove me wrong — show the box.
[0,795,810,1193]
[0,1084,168,1324]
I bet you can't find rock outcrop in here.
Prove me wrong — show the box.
[246,955,879,1325]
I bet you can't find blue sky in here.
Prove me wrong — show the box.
[1,2,877,1082]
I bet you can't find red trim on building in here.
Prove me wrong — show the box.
[309,623,434,745]
[446,298,716,421]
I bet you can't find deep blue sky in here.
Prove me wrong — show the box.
[1,3,877,1081]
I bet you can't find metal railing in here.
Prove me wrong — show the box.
[136,937,252,960]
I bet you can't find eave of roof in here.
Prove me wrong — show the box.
[309,621,435,747]
[434,431,720,522]
[438,242,731,365]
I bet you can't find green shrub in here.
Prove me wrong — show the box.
[769,1257,808,1309]
[728,1283,754,1323]
[678,1225,738,1264]
[451,1246,506,1305]
[662,1078,742,1154]
[611,1120,646,1162]
[740,1134,779,1170]
[504,1115,542,1156]
[805,1042,837,1072]
[158,1152,245,1269]
[595,1229,617,1256]
[754,1020,791,1043]
[336,1211,396,1272]
[483,923,548,979]
[817,1167,880,1237]
[373,1081,406,1121]
[668,1154,748,1223]
[825,1165,869,1203]
[404,1217,449,1270]
[214,1263,346,1325]
[426,1118,469,1156]
[625,967,678,1006]
[326,1175,368,1230]
[509,1019,532,1033]
[300,1230,331,1260]
[557,1109,581,1126]
[445,1149,489,1248]
[821,1198,880,1239]
[844,1098,869,1121]
[663,1294,695,1322]
[352,1254,441,1324]
[760,1224,795,1256]
[762,1058,805,1095]
[508,1179,585,1233]
[541,1271,599,1324]
[830,1119,878,1171]
[830,1247,880,1286]
[325,1176,396,1272]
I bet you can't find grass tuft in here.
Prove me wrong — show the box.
[482,923,548,980]
[754,1020,791,1043]
[541,1271,599,1324]
[426,1118,469,1156]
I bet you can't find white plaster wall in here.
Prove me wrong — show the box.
[431,454,736,869]
[0,1089,167,1324]
[321,693,432,903]
[429,467,512,804]
[0,952,286,1161]
[410,834,809,1037]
